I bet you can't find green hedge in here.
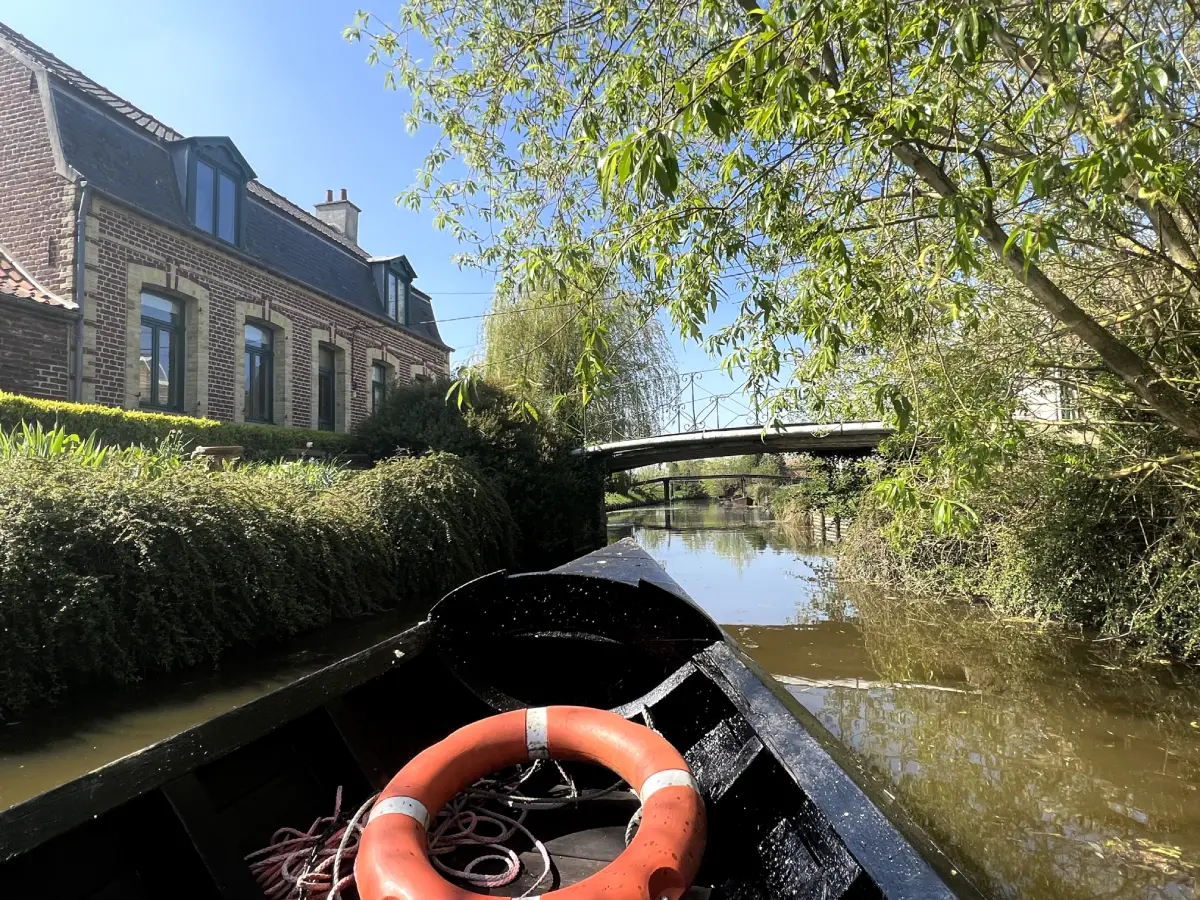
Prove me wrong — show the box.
[0,392,355,460]
[355,379,605,566]
[0,453,516,714]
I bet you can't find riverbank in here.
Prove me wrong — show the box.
[769,450,1200,663]
[609,501,1200,899]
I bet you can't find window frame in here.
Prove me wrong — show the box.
[317,344,337,432]
[371,361,390,413]
[191,156,242,245]
[138,291,185,412]
[244,321,275,424]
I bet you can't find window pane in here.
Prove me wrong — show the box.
[142,293,179,324]
[246,352,271,422]
[244,353,256,419]
[140,325,154,403]
[158,329,175,408]
[194,161,215,233]
[318,372,334,430]
[245,323,272,349]
[319,346,335,372]
[391,275,401,320]
[217,172,236,242]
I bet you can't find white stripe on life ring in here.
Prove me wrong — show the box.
[368,795,430,830]
[639,769,700,803]
[526,707,550,759]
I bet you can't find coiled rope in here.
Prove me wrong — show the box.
[246,761,628,899]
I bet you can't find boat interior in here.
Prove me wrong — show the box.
[0,543,972,900]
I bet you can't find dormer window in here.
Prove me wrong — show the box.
[193,159,239,243]
[370,255,417,326]
[171,137,256,248]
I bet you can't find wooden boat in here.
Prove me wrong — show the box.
[0,541,981,899]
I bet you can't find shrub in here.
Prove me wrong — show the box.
[336,453,516,602]
[355,379,604,565]
[771,457,869,523]
[0,452,515,714]
[0,391,355,460]
[840,446,1200,661]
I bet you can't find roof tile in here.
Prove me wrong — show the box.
[0,248,76,309]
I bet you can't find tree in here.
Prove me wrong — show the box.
[348,0,1200,514]
[479,279,678,441]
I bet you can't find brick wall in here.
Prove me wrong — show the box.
[86,196,449,428]
[0,47,78,297]
[0,301,72,400]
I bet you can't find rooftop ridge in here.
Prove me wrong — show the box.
[0,20,369,260]
[248,183,368,260]
[0,21,181,141]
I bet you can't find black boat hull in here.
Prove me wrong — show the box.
[0,541,979,899]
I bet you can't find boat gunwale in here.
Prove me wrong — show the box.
[0,622,432,863]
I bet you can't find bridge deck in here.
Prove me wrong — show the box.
[580,422,890,470]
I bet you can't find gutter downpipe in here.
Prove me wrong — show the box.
[71,180,91,403]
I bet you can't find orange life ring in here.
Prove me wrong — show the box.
[355,705,706,900]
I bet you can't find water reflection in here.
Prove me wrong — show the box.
[609,502,1200,899]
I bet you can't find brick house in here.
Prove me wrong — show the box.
[0,23,450,432]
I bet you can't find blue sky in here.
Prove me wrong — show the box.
[1,0,747,419]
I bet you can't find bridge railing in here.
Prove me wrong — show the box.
[573,370,769,444]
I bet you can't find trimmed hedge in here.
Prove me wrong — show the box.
[0,391,355,460]
[0,453,516,713]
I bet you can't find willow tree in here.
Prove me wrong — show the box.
[479,282,678,440]
[348,0,1200,511]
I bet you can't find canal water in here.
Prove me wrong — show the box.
[608,501,1200,900]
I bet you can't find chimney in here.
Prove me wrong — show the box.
[314,188,360,245]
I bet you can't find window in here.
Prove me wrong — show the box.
[194,162,214,232]
[218,171,236,242]
[244,323,274,423]
[384,271,404,322]
[318,345,336,431]
[371,362,389,412]
[193,159,239,243]
[139,292,184,410]
[1059,382,1080,421]
[390,273,403,322]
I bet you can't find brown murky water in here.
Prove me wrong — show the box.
[0,609,421,812]
[609,502,1200,900]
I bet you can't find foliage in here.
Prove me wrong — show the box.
[841,442,1200,659]
[350,0,1200,524]
[479,281,678,441]
[0,391,355,461]
[771,456,870,522]
[0,452,515,714]
[354,379,603,564]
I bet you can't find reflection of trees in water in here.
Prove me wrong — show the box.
[822,587,1200,899]
[609,503,858,619]
[610,503,834,573]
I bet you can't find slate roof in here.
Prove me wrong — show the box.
[0,22,447,349]
[0,246,76,310]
